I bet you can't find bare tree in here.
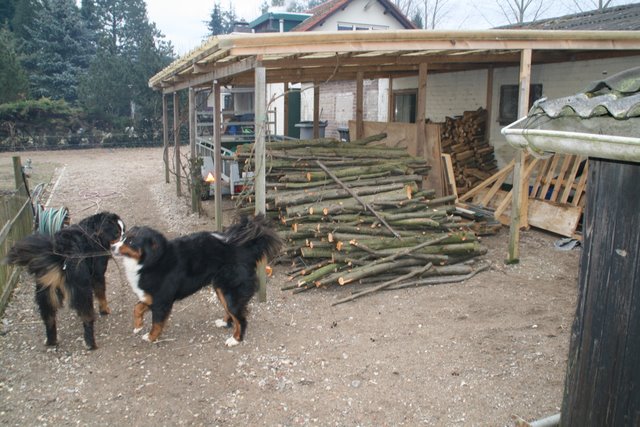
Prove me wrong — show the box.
[393,0,421,19]
[423,0,451,29]
[494,0,552,24]
[565,0,619,12]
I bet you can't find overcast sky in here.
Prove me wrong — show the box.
[146,0,265,54]
[144,0,635,54]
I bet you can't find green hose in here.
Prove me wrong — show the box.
[31,183,68,236]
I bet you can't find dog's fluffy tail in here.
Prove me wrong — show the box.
[225,214,283,263]
[5,234,66,309]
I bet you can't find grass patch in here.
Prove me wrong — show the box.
[0,157,60,193]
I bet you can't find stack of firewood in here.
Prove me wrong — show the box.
[233,133,489,303]
[440,108,498,195]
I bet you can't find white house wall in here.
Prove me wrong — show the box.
[310,0,409,31]
[488,56,639,167]
[266,82,285,135]
[394,55,640,168]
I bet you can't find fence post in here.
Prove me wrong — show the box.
[12,156,28,197]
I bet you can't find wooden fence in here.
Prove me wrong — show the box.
[0,157,34,316]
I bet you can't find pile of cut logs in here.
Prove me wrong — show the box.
[440,108,498,195]
[233,134,489,303]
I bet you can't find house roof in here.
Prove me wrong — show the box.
[292,0,417,32]
[502,2,640,30]
[502,66,640,162]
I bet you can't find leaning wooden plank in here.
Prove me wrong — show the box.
[458,159,515,203]
[549,154,574,202]
[530,157,551,199]
[527,199,582,238]
[560,156,582,204]
[479,168,509,207]
[572,159,589,207]
[539,155,560,200]
[441,153,458,200]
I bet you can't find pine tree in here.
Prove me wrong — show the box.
[0,0,16,29]
[79,0,174,129]
[207,2,240,36]
[21,0,92,102]
[207,3,226,36]
[222,4,237,33]
[11,0,40,40]
[0,25,29,103]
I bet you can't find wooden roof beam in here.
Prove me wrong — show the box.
[161,57,256,94]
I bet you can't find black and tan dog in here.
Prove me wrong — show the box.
[6,212,125,349]
[111,214,282,346]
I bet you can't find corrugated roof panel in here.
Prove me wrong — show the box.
[530,66,640,119]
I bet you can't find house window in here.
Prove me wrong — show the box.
[393,90,417,123]
[337,22,388,31]
[498,84,543,125]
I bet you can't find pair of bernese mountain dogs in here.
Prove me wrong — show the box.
[5,211,282,350]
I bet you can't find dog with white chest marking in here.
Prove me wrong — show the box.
[110,214,282,346]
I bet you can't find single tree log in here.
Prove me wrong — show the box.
[279,163,410,183]
[285,188,410,217]
[337,258,426,286]
[348,132,388,146]
[384,262,490,290]
[333,262,434,305]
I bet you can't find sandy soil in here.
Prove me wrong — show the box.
[0,147,580,426]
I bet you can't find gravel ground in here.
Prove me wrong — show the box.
[0,147,580,426]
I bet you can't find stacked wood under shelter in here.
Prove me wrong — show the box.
[232,134,489,301]
[439,108,498,195]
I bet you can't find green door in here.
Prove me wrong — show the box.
[287,89,301,138]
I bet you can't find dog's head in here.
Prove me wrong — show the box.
[111,226,167,267]
[80,211,126,248]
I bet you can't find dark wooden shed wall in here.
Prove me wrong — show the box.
[562,158,640,426]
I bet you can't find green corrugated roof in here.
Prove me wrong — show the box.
[249,12,311,29]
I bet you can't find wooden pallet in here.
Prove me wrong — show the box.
[458,153,588,239]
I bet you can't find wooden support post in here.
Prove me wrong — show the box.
[313,82,320,139]
[213,81,223,232]
[162,94,169,183]
[255,64,267,302]
[507,49,532,263]
[12,156,28,197]
[416,63,428,158]
[485,66,494,139]
[189,87,198,213]
[356,71,364,140]
[173,92,181,197]
[387,77,394,122]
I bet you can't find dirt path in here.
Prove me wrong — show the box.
[0,147,580,426]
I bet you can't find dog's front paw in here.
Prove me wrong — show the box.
[225,336,240,347]
[215,318,229,328]
[133,327,143,334]
[142,333,151,342]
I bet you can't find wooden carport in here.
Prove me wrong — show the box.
[148,29,640,270]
